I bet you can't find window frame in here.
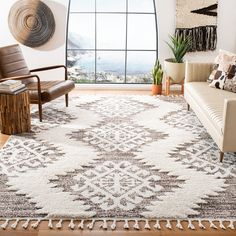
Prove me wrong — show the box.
[66,0,158,84]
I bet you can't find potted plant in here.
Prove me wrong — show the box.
[164,35,191,83]
[151,59,163,95]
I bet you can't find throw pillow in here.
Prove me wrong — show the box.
[207,64,219,83]
[209,50,236,89]
[209,71,227,89]
[224,64,236,93]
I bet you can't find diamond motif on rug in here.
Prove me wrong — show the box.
[70,121,166,153]
[77,97,156,118]
[0,137,64,176]
[50,155,185,217]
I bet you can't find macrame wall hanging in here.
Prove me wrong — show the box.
[175,0,218,52]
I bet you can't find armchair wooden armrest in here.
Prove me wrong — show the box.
[30,65,67,80]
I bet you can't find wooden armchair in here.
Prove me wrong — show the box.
[0,44,75,121]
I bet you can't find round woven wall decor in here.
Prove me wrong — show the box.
[8,0,55,48]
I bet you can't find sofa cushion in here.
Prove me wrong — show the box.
[185,82,236,134]
[26,80,75,103]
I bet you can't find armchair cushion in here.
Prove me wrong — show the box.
[27,80,75,103]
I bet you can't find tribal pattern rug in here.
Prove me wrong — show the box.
[0,95,236,230]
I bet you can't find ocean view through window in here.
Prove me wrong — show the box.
[67,0,158,84]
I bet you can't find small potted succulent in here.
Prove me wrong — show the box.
[151,59,163,95]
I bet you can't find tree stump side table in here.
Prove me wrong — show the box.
[0,90,31,135]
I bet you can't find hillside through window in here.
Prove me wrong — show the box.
[67,0,158,84]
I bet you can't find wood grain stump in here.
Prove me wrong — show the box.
[0,91,31,135]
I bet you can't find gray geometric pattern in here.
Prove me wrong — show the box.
[0,95,235,221]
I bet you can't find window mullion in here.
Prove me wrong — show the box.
[124,0,128,83]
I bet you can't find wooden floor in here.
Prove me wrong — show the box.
[0,89,235,236]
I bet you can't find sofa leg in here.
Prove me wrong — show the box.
[65,94,69,107]
[187,103,190,111]
[220,152,224,162]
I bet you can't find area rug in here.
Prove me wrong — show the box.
[0,95,236,230]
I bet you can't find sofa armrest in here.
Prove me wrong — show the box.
[185,62,214,83]
[222,99,236,151]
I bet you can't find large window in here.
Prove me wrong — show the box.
[67,0,158,84]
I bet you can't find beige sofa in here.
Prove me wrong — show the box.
[184,62,236,162]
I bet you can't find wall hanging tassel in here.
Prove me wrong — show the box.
[87,219,95,230]
[110,219,116,230]
[176,220,183,230]
[133,220,140,230]
[123,219,129,229]
[99,219,108,230]
[219,220,226,230]
[188,220,195,230]
[198,220,206,229]
[1,219,9,230]
[68,219,75,230]
[165,220,172,229]
[56,219,63,229]
[209,220,217,229]
[48,219,53,229]
[31,219,41,229]
[228,220,235,230]
[78,220,84,229]
[11,219,20,229]
[144,219,151,230]
[154,220,161,230]
[22,219,30,229]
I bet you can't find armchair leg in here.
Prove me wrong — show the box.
[65,94,69,107]
[38,103,43,122]
[220,152,224,162]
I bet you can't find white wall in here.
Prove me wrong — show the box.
[0,0,69,79]
[0,0,235,78]
[156,0,236,63]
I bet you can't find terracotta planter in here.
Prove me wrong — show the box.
[152,84,162,95]
[164,58,185,83]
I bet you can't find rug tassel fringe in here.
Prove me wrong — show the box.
[219,220,226,230]
[188,220,195,230]
[31,219,41,229]
[154,220,161,230]
[144,219,151,230]
[1,219,9,230]
[165,220,172,229]
[123,219,129,229]
[110,219,116,230]
[56,219,63,229]
[209,220,217,229]
[22,219,30,229]
[11,219,19,229]
[78,220,84,229]
[133,220,140,230]
[87,219,95,230]
[228,220,235,230]
[68,219,75,230]
[48,219,53,229]
[176,220,183,230]
[198,220,206,229]
[100,219,108,230]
